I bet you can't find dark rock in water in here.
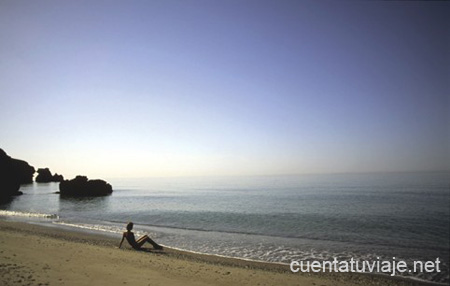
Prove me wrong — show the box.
[53,173,64,182]
[59,175,113,197]
[36,168,53,182]
[0,148,35,199]
[36,168,64,183]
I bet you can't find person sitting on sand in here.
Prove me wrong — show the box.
[119,222,163,250]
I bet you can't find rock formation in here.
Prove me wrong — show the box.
[0,148,35,199]
[35,168,64,183]
[59,175,113,197]
[11,158,35,184]
[35,168,53,182]
[52,173,64,182]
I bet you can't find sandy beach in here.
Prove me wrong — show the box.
[0,220,436,286]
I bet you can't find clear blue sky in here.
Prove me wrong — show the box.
[1,0,448,178]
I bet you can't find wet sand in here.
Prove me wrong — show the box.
[0,220,435,286]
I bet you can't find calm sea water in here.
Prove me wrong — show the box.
[1,172,449,283]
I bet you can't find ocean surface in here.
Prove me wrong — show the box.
[1,172,449,283]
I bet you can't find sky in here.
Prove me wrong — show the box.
[0,0,448,179]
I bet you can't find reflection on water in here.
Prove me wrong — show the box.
[58,195,111,216]
[4,182,60,214]
[2,182,112,220]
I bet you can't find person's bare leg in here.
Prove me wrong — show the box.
[145,237,162,249]
[137,235,162,249]
[137,235,148,244]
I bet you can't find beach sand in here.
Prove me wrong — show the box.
[0,220,434,286]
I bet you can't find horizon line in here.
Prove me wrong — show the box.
[100,170,450,181]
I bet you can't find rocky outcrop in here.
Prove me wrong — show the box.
[35,168,52,182]
[59,176,113,197]
[35,168,64,183]
[52,173,64,182]
[0,148,35,199]
[11,158,35,184]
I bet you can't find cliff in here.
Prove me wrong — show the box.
[0,148,35,199]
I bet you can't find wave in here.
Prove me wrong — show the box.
[109,220,447,252]
[0,210,59,219]
[52,221,123,234]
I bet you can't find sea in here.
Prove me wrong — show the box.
[1,172,449,284]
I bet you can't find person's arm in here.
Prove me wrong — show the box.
[119,233,125,248]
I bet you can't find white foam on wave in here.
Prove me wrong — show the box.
[51,221,154,240]
[52,221,124,234]
[0,210,59,219]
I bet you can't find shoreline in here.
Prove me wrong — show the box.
[0,219,440,286]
